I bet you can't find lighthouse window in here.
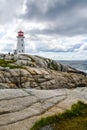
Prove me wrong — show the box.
[21,39,23,41]
[22,44,23,46]
[22,50,23,52]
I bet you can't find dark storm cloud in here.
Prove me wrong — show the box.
[22,0,87,36]
[27,21,87,37]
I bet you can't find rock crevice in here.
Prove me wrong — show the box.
[0,88,86,130]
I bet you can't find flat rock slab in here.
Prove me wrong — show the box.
[0,89,29,100]
[0,87,87,130]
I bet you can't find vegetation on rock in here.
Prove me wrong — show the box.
[0,59,22,69]
[0,54,87,89]
[30,101,87,130]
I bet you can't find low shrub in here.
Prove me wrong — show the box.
[30,101,87,130]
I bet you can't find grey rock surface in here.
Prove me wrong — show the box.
[0,54,87,89]
[0,87,86,130]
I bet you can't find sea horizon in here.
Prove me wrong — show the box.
[58,60,87,73]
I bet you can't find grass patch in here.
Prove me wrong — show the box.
[51,116,87,130]
[0,59,22,69]
[30,101,87,130]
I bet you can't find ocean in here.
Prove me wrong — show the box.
[58,60,87,73]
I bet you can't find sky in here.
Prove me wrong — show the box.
[0,0,87,60]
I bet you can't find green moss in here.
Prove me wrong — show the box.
[6,64,22,69]
[30,101,87,130]
[0,59,22,69]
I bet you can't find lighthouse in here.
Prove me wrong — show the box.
[16,30,25,54]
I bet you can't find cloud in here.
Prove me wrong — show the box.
[22,0,87,36]
[36,42,83,53]
[24,34,84,53]
[0,0,87,60]
[0,0,24,24]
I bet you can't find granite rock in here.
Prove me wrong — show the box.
[0,87,86,130]
[0,54,86,89]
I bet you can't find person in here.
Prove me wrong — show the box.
[8,52,10,55]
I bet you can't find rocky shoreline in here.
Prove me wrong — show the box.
[0,54,87,130]
[0,54,87,89]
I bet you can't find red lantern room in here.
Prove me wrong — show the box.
[18,30,24,37]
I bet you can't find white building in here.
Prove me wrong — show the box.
[16,30,25,54]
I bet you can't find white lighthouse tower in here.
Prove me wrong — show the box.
[16,30,25,54]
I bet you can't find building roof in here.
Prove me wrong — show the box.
[18,30,24,33]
